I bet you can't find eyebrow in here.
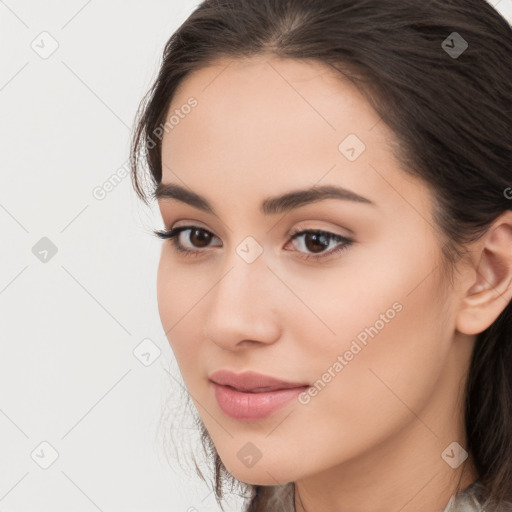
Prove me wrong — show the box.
[153,182,375,215]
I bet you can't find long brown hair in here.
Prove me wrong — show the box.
[129,0,512,509]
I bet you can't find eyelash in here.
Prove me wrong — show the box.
[153,225,353,262]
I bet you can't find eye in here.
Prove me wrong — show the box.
[286,228,353,261]
[152,225,353,261]
[153,225,221,258]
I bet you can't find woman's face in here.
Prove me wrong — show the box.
[156,55,474,487]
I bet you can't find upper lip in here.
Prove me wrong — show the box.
[208,370,309,392]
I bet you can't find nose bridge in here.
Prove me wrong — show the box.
[204,239,282,347]
[214,242,271,316]
[218,231,271,298]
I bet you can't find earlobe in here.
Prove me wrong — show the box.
[455,211,512,336]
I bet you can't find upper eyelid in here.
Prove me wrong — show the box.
[167,222,350,238]
[185,226,222,244]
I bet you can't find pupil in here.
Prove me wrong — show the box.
[306,233,329,253]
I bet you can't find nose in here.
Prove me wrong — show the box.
[203,251,282,351]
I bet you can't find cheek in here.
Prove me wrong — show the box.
[156,251,195,357]
[294,241,449,449]
[292,301,446,479]
[298,239,439,374]
[156,248,176,329]
[156,246,203,326]
[156,251,211,386]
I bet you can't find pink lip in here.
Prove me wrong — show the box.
[208,370,309,421]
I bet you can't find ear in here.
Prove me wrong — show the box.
[456,210,512,336]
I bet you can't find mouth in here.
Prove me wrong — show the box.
[222,385,296,393]
[208,369,309,392]
[208,370,310,421]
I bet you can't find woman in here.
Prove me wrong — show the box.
[129,0,512,510]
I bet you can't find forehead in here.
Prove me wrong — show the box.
[160,55,431,220]
[164,55,382,153]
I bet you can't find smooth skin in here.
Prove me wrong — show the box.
[155,55,512,512]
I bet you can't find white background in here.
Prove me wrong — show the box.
[1,1,511,511]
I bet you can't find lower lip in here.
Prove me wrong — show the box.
[211,381,308,421]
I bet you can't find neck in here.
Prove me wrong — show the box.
[294,441,479,512]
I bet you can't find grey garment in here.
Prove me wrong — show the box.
[253,480,512,512]
[441,480,507,512]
